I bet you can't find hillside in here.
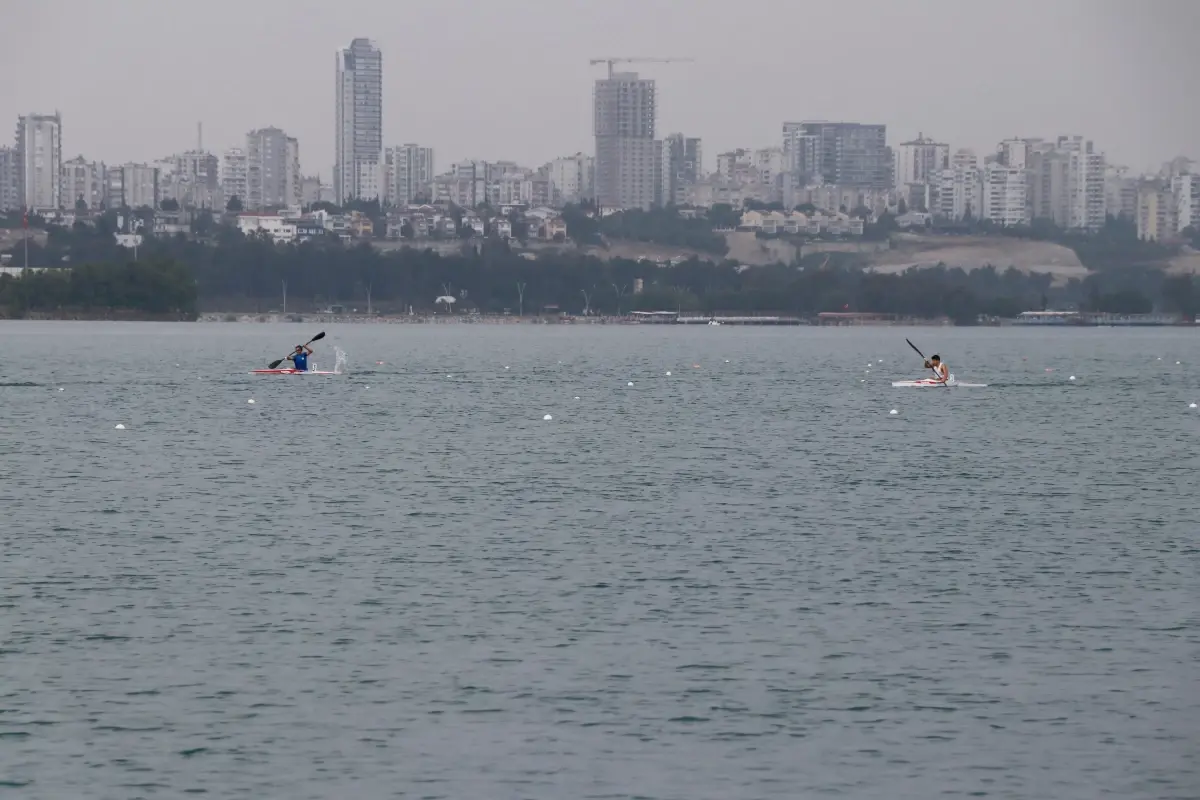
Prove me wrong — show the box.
[867,233,1089,284]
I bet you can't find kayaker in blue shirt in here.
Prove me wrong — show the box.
[288,343,313,371]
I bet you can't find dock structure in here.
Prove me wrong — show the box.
[631,311,805,326]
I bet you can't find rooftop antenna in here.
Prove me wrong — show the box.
[197,121,202,152]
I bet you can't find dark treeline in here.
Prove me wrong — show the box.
[3,215,1195,321]
[0,258,197,319]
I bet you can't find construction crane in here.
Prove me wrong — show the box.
[589,57,694,78]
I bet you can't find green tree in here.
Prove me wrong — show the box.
[226,195,244,212]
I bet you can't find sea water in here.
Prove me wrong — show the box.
[0,322,1196,799]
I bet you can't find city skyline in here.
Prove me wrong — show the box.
[3,0,1197,173]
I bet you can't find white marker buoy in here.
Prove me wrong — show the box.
[573,396,580,400]
[665,371,671,376]
[114,424,126,430]
[1190,403,1197,409]
[504,366,510,370]
[627,382,634,386]
[1176,361,1182,365]
[247,398,255,404]
[889,409,898,415]
[57,387,64,392]
[543,414,552,421]
[1069,376,1076,381]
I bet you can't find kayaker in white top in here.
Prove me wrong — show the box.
[923,354,949,383]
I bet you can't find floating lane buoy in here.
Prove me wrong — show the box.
[543,414,552,421]
[247,398,255,404]
[889,409,898,415]
[115,424,126,430]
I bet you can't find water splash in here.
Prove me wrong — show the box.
[333,347,347,375]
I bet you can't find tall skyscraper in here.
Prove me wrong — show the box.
[781,122,890,189]
[383,144,435,206]
[335,38,383,204]
[593,71,657,210]
[659,134,702,206]
[16,112,63,211]
[246,127,301,209]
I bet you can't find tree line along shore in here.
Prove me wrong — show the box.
[0,206,1196,323]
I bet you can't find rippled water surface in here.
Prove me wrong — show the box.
[1,321,1197,800]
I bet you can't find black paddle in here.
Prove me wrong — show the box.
[268,331,325,369]
[905,338,947,387]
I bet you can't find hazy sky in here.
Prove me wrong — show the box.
[4,0,1197,175]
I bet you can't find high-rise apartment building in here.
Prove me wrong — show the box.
[1057,136,1106,232]
[894,134,950,189]
[335,38,383,204]
[245,127,301,209]
[1137,181,1176,241]
[60,156,106,209]
[982,162,1031,227]
[1172,173,1200,232]
[659,133,702,206]
[16,113,63,211]
[383,144,435,206]
[1104,166,1139,221]
[0,147,22,211]
[106,163,159,209]
[936,149,982,220]
[781,122,890,189]
[548,153,595,206]
[593,71,657,210]
[161,150,221,209]
[221,147,248,208]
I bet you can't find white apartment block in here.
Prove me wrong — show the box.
[548,153,594,205]
[107,163,159,209]
[16,112,63,211]
[0,146,18,211]
[383,144,434,206]
[1171,173,1200,232]
[245,128,301,210]
[895,134,950,188]
[1104,166,1139,220]
[158,150,220,209]
[1137,181,1176,241]
[982,163,1031,227]
[60,156,106,209]
[996,139,1031,169]
[335,38,383,203]
[936,149,983,220]
[221,147,248,208]
[1056,136,1106,232]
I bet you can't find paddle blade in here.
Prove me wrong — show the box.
[309,331,326,342]
[268,359,284,369]
[906,339,925,359]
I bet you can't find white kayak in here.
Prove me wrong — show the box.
[892,374,987,388]
[251,368,340,375]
